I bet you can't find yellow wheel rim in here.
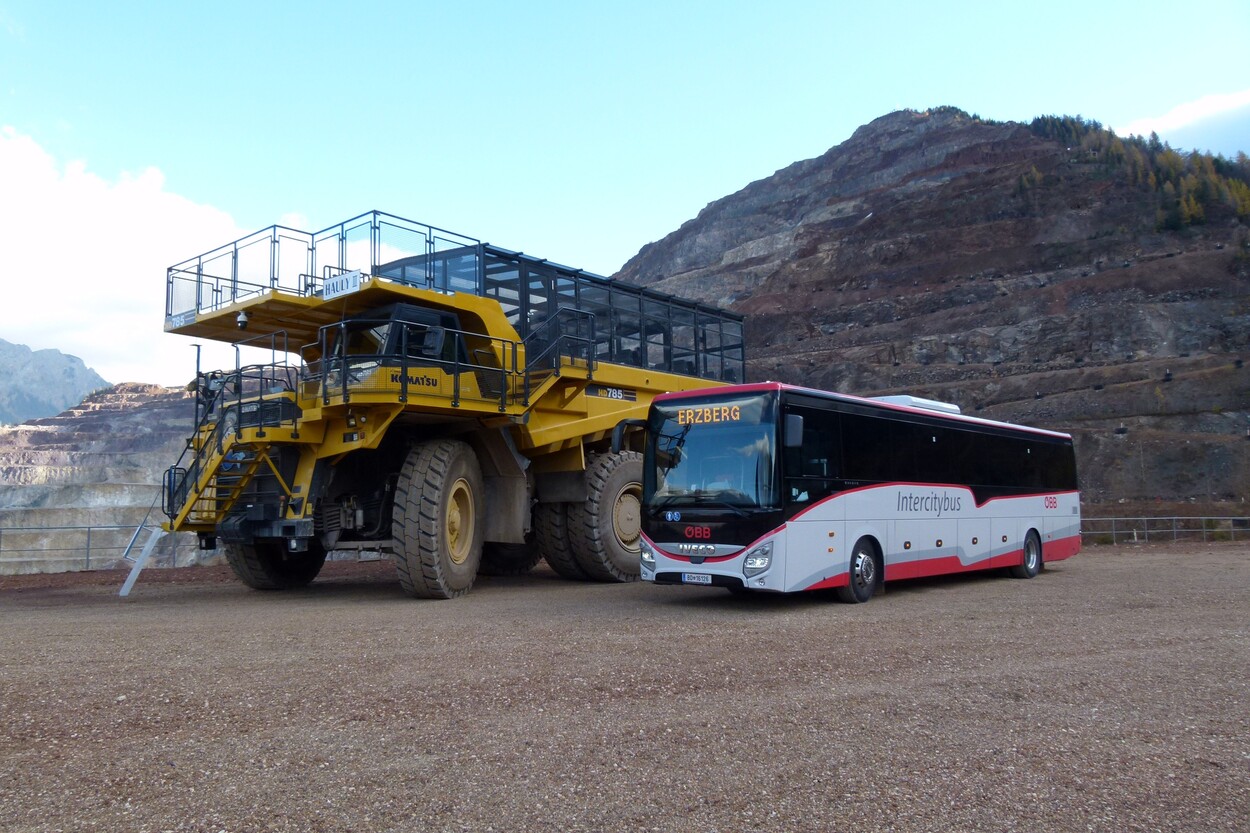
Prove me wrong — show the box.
[446,477,475,565]
[613,483,642,552]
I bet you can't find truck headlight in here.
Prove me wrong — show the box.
[742,541,773,577]
[640,539,656,570]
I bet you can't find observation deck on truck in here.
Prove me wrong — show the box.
[165,210,746,396]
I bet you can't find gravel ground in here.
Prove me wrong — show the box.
[1,544,1247,833]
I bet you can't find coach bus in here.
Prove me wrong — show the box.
[616,382,1080,601]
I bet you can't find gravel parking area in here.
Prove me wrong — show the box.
[1,544,1247,833]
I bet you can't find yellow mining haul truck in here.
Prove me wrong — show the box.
[161,211,745,598]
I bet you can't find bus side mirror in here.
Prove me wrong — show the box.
[784,413,804,448]
[612,418,647,454]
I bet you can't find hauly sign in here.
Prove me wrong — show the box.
[323,269,364,300]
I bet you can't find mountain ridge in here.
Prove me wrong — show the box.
[0,338,110,425]
[614,107,1250,508]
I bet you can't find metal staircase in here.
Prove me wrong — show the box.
[160,362,298,531]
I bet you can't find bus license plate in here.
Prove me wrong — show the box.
[682,573,712,585]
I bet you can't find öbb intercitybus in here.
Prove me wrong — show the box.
[623,382,1080,601]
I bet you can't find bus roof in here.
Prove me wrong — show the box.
[653,381,1073,440]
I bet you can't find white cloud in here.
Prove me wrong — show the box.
[0,127,248,385]
[1116,89,1250,139]
[277,212,310,231]
[1,10,24,39]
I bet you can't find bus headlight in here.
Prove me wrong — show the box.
[640,540,656,570]
[742,541,773,577]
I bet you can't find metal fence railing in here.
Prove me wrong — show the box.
[1,516,1247,575]
[1081,517,1249,545]
[0,525,203,574]
[165,211,480,323]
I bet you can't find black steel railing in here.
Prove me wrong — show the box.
[166,212,480,321]
[164,332,300,522]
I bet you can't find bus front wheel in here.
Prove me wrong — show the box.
[836,537,881,604]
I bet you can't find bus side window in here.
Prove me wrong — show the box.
[784,406,841,503]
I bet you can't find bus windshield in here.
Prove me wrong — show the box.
[646,392,778,511]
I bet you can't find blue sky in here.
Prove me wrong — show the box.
[1,0,1248,385]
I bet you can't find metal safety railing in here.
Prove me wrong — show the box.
[165,212,480,322]
[164,210,748,385]
[2,516,1247,576]
[1081,517,1249,545]
[0,524,203,573]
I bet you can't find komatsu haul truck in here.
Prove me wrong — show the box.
[161,211,744,598]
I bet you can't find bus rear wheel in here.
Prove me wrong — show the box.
[1010,530,1043,579]
[568,451,643,582]
[836,537,880,604]
[392,439,485,599]
[223,539,326,590]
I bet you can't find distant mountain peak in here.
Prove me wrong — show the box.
[0,338,110,425]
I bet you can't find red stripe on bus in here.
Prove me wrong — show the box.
[804,533,1082,591]
[790,484,1080,518]
[804,573,850,590]
[1045,534,1082,561]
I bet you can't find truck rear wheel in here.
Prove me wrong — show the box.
[392,439,485,599]
[478,538,543,576]
[223,539,326,590]
[535,502,588,580]
[567,451,643,582]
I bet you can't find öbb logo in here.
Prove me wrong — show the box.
[684,525,712,540]
[1044,496,1059,509]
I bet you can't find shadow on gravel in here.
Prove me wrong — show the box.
[639,563,1073,612]
[884,563,1071,597]
[642,585,844,612]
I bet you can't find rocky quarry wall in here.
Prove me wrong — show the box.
[0,384,200,573]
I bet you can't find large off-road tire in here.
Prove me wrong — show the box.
[835,537,881,604]
[478,537,543,577]
[223,539,327,590]
[567,451,643,582]
[392,439,485,599]
[535,502,588,580]
[1010,529,1044,579]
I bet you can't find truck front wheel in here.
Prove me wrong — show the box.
[392,439,485,599]
[223,539,326,590]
